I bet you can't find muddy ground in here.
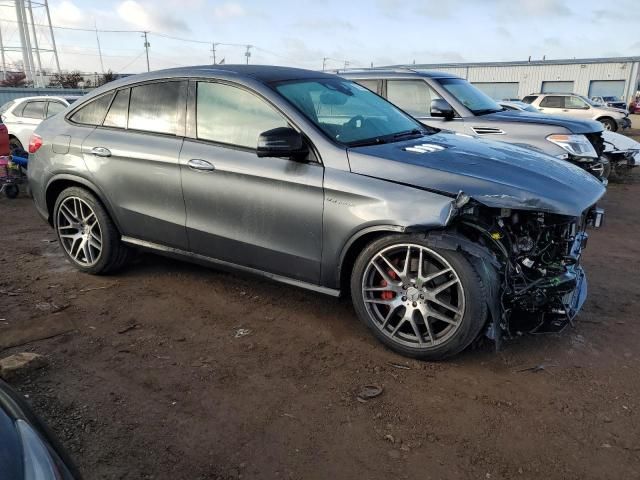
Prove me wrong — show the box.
[2,132,640,479]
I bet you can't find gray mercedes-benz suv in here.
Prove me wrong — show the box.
[28,65,605,359]
[340,69,608,180]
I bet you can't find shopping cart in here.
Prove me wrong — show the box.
[0,153,28,199]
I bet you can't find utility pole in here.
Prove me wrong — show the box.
[211,42,217,65]
[143,31,150,72]
[343,60,349,70]
[322,57,328,71]
[0,21,6,81]
[95,21,104,73]
[43,0,60,74]
[15,0,35,86]
[244,45,252,64]
[27,0,44,87]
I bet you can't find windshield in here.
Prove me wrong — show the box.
[603,96,621,102]
[437,78,503,115]
[581,95,600,107]
[0,101,14,116]
[274,78,426,146]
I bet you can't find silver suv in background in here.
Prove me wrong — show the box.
[339,69,608,180]
[0,95,81,153]
[522,93,630,132]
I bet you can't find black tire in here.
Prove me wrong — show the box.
[350,234,488,360]
[598,118,617,132]
[53,186,131,274]
[8,137,23,154]
[4,184,19,199]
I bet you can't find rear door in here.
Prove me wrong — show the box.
[80,81,188,249]
[179,80,324,283]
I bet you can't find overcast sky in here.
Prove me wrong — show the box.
[0,0,638,74]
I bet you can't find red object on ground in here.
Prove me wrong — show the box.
[0,123,9,157]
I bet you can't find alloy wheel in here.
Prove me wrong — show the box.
[56,196,103,267]
[362,244,465,349]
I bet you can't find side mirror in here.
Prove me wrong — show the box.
[257,127,309,160]
[430,99,455,120]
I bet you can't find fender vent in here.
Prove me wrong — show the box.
[471,126,505,135]
[403,143,447,153]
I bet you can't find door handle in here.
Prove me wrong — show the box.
[187,158,215,172]
[91,146,111,157]
[562,109,569,112]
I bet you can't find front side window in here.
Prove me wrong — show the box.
[436,77,502,115]
[128,82,182,135]
[46,102,66,118]
[275,78,424,146]
[103,89,130,129]
[566,96,589,109]
[387,80,441,117]
[69,93,113,126]
[196,82,288,148]
[539,96,564,108]
[21,101,47,119]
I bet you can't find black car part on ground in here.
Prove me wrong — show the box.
[0,379,80,480]
[602,138,638,182]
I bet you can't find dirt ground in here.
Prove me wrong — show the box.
[2,133,640,479]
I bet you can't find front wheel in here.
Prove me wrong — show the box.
[54,187,131,274]
[599,118,617,132]
[351,234,487,360]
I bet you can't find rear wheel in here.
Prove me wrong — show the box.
[350,234,487,360]
[53,187,131,274]
[8,137,23,154]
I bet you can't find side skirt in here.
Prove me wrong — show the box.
[121,236,341,298]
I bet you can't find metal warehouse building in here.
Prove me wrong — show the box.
[394,57,640,103]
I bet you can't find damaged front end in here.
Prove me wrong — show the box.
[445,196,604,345]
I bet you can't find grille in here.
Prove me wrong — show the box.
[585,131,605,156]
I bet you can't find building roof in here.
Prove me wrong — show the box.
[386,56,640,69]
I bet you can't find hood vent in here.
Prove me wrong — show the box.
[403,143,447,154]
[472,126,505,135]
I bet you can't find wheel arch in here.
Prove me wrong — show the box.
[596,116,617,130]
[44,174,121,232]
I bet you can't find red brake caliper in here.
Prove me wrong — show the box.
[380,269,397,301]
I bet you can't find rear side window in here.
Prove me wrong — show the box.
[521,96,538,104]
[539,96,564,108]
[387,80,441,117]
[355,80,379,93]
[128,82,182,135]
[46,102,66,118]
[70,94,113,126]
[196,82,287,148]
[103,89,130,128]
[21,101,47,119]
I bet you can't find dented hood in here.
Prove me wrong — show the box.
[347,132,606,217]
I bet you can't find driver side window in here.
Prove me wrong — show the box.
[386,80,441,117]
[196,82,288,149]
[566,96,589,109]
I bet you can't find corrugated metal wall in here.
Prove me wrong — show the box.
[414,61,640,101]
[0,88,87,106]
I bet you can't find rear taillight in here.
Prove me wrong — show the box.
[28,134,42,154]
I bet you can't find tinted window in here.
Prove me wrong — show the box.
[129,82,182,135]
[437,77,502,114]
[103,89,130,128]
[197,82,287,148]
[539,96,564,108]
[21,101,46,119]
[70,94,113,125]
[387,80,441,116]
[521,95,538,104]
[46,102,66,118]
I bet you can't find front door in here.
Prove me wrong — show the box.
[180,80,324,283]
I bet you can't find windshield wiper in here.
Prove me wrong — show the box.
[346,137,387,148]
[393,129,425,140]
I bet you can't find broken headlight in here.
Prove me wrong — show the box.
[546,134,598,159]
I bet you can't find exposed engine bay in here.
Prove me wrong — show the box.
[452,201,604,340]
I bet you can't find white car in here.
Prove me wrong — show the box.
[0,95,81,152]
[521,93,630,132]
